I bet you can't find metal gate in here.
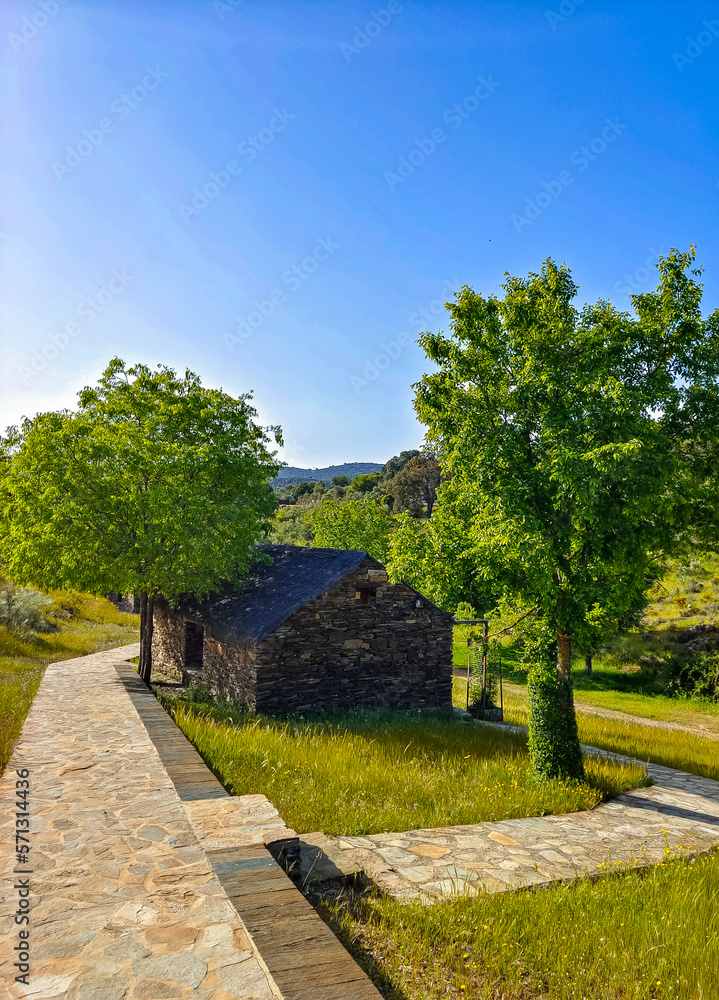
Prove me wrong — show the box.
[455,618,504,722]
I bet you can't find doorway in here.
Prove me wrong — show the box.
[184,620,204,673]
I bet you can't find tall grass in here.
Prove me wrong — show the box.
[323,850,719,999]
[163,700,646,836]
[0,593,139,772]
[492,680,719,781]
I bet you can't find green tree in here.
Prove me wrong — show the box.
[412,250,719,779]
[309,496,394,562]
[348,473,383,494]
[387,482,497,613]
[381,449,420,481]
[0,359,281,683]
[386,454,441,517]
[271,505,315,546]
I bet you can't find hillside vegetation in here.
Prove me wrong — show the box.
[272,462,383,487]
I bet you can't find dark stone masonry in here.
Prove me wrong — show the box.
[152,544,453,714]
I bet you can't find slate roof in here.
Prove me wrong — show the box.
[170,544,372,646]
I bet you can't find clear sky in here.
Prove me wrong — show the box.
[1,0,717,467]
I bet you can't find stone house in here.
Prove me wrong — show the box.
[107,592,141,614]
[152,544,453,714]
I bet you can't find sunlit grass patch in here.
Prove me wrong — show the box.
[322,849,719,1000]
[162,698,647,836]
[572,687,719,732]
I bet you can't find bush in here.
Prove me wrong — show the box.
[666,651,719,702]
[0,579,55,638]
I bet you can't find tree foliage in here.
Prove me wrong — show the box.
[387,483,495,612]
[0,359,281,681]
[347,473,383,494]
[412,249,719,778]
[381,449,420,481]
[386,454,441,517]
[309,496,393,563]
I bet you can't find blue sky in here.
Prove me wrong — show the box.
[1,0,717,467]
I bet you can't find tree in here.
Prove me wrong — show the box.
[677,405,719,551]
[331,474,350,487]
[386,454,441,516]
[387,493,496,613]
[576,584,650,674]
[413,250,719,779]
[381,449,420,481]
[309,496,394,562]
[271,505,315,546]
[348,473,383,494]
[0,359,281,684]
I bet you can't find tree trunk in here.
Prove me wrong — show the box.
[585,652,593,674]
[138,592,154,686]
[557,632,572,675]
[527,631,584,781]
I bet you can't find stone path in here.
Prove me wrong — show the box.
[320,725,719,901]
[0,646,380,1000]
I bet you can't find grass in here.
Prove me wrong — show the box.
[643,549,719,630]
[321,849,719,1000]
[160,696,647,837]
[454,545,719,690]
[467,678,719,782]
[455,652,719,733]
[0,591,139,772]
[570,688,719,732]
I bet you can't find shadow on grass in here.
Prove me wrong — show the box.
[501,665,662,697]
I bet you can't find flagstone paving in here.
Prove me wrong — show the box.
[322,721,719,901]
[0,646,380,1000]
[0,645,283,1000]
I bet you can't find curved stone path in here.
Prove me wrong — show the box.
[322,725,719,900]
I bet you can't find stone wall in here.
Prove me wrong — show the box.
[152,604,185,681]
[206,558,453,714]
[202,637,257,709]
[152,559,453,713]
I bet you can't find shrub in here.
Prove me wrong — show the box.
[608,632,651,665]
[0,579,55,638]
[667,651,719,702]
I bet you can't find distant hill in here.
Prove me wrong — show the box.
[272,462,384,487]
